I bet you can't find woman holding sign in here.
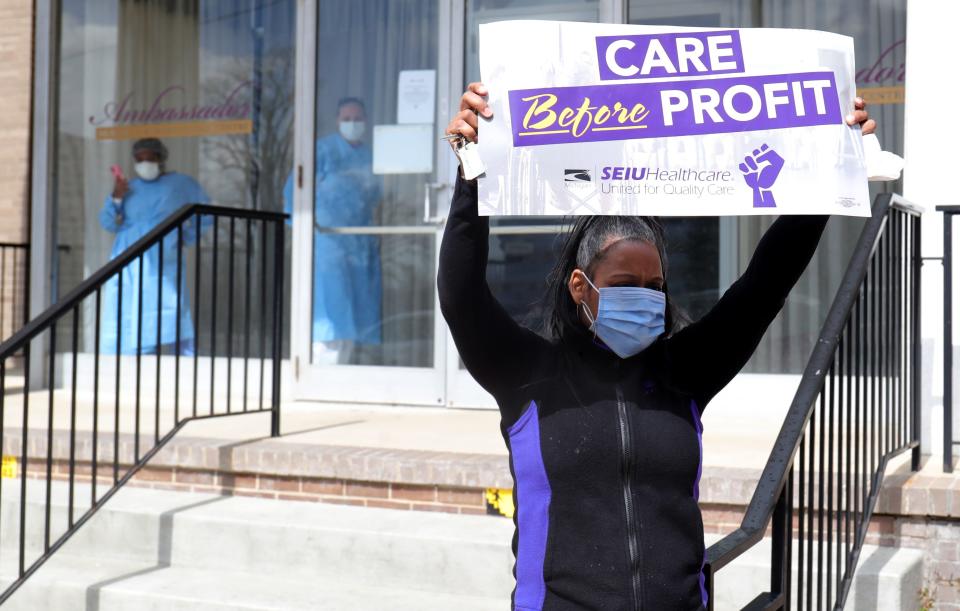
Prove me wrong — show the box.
[439,82,874,611]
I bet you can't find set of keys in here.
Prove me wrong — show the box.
[442,133,486,180]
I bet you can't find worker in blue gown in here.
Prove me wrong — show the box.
[283,97,383,365]
[99,138,210,355]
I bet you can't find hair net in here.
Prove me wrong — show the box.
[131,138,169,162]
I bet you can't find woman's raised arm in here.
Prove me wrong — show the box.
[438,83,551,409]
[657,98,875,409]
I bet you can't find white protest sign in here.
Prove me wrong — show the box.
[477,21,869,217]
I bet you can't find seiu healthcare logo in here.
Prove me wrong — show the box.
[597,165,737,197]
[599,167,736,182]
[601,167,646,180]
[507,29,842,147]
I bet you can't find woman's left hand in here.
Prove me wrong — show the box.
[846,97,876,135]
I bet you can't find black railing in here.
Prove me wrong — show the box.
[0,243,73,348]
[0,243,29,344]
[937,205,959,473]
[705,194,922,610]
[0,204,286,604]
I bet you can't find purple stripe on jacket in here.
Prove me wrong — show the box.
[690,399,708,609]
[508,401,552,611]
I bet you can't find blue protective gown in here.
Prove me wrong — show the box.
[99,172,209,354]
[283,133,383,345]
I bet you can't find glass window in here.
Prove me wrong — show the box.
[628,0,907,373]
[56,0,295,357]
[305,1,440,368]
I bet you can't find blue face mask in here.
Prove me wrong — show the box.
[579,272,666,358]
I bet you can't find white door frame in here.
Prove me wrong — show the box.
[28,0,59,388]
[288,0,317,401]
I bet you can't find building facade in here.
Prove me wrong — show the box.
[11,0,953,456]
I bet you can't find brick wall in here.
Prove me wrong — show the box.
[888,518,960,609]
[0,1,33,342]
[0,0,32,244]
[32,461,491,516]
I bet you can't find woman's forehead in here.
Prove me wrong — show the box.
[134,150,160,161]
[594,238,663,276]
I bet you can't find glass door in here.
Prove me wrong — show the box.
[290,0,455,405]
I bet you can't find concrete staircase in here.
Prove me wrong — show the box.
[706,533,924,610]
[0,481,925,610]
[0,481,513,610]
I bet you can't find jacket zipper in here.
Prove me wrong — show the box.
[616,385,644,610]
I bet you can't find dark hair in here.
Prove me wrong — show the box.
[336,97,366,114]
[539,215,689,341]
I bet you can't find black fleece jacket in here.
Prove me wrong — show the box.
[438,176,828,611]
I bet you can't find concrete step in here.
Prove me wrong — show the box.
[0,481,925,610]
[0,479,215,564]
[0,481,515,600]
[0,559,505,610]
[161,495,515,597]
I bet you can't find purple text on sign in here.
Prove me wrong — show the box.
[507,71,841,147]
[595,30,745,81]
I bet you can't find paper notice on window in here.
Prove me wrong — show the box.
[397,70,436,125]
[477,21,869,217]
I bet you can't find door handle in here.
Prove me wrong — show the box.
[423,182,448,225]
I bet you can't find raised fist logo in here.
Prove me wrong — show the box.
[739,144,784,208]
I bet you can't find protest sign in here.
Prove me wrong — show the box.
[477,21,869,217]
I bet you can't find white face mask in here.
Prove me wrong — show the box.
[339,120,365,142]
[135,161,161,181]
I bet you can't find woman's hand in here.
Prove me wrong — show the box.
[846,97,876,135]
[445,82,494,149]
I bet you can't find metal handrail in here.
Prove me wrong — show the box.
[0,203,287,606]
[936,204,959,473]
[705,193,922,610]
[0,204,284,358]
